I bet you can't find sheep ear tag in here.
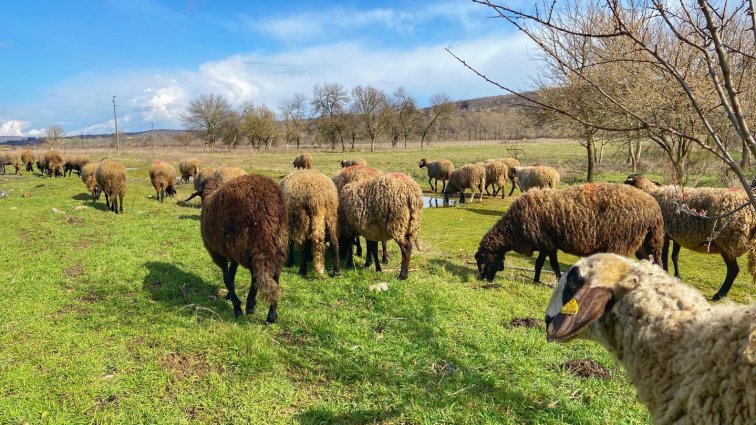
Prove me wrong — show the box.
[561,299,579,315]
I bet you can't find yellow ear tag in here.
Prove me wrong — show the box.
[561,299,579,315]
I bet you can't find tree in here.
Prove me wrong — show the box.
[181,94,232,153]
[420,93,455,147]
[351,85,389,152]
[279,93,308,149]
[175,131,195,149]
[391,87,422,148]
[311,83,350,151]
[220,109,243,150]
[243,103,279,150]
[45,125,65,148]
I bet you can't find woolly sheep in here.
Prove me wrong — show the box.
[507,165,559,195]
[483,161,508,198]
[193,167,216,193]
[178,158,201,183]
[493,158,520,195]
[21,149,34,172]
[475,183,664,283]
[280,170,340,277]
[545,253,755,425]
[149,161,178,203]
[200,175,288,322]
[418,158,455,193]
[44,150,66,177]
[95,160,127,214]
[293,153,313,170]
[64,155,90,177]
[80,163,100,202]
[625,174,756,300]
[340,158,367,168]
[443,163,485,204]
[339,172,422,279]
[0,152,22,175]
[185,167,247,203]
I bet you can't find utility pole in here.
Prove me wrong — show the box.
[112,96,120,150]
[151,121,155,149]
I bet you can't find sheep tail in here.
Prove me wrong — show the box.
[408,194,422,251]
[748,243,756,284]
[256,273,281,304]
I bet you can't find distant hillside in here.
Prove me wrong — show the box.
[453,91,537,112]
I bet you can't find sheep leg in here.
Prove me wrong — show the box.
[485,184,492,196]
[712,252,739,301]
[299,240,312,276]
[354,236,363,257]
[381,241,389,265]
[224,261,243,317]
[330,233,341,277]
[508,180,517,196]
[365,240,374,268]
[104,193,111,210]
[246,276,257,314]
[118,193,124,214]
[366,240,382,272]
[266,274,280,323]
[671,241,681,278]
[428,178,435,193]
[441,180,446,194]
[548,251,561,281]
[661,237,671,273]
[533,251,548,283]
[398,242,412,280]
[285,241,295,267]
[459,192,465,204]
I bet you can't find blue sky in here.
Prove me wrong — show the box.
[0,0,532,136]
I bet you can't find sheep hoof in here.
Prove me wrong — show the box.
[332,270,342,277]
[398,274,408,280]
[246,306,256,315]
[265,311,277,323]
[233,308,243,318]
[711,293,725,302]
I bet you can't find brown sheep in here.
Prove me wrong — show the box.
[80,163,100,202]
[340,158,367,168]
[21,150,35,172]
[339,172,423,279]
[280,170,340,277]
[0,152,22,175]
[443,163,486,203]
[45,150,66,177]
[483,161,509,198]
[64,155,90,177]
[149,161,178,202]
[293,153,313,169]
[418,158,454,193]
[507,165,560,195]
[492,157,520,197]
[178,158,201,183]
[193,167,216,192]
[475,183,664,284]
[185,167,246,203]
[200,175,289,322]
[95,160,127,214]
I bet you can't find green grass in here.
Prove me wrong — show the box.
[0,141,752,424]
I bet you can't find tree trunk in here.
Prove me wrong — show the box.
[370,137,375,152]
[585,136,594,183]
[742,140,752,170]
[598,142,605,164]
[351,134,355,150]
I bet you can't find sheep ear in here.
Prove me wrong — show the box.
[546,286,612,342]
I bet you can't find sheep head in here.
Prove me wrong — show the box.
[418,159,427,168]
[624,174,660,192]
[544,253,634,343]
[474,246,504,282]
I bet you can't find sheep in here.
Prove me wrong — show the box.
[44,150,66,177]
[200,174,288,322]
[544,253,755,425]
[340,158,367,168]
[339,172,422,279]
[625,174,756,300]
[185,167,247,203]
[418,158,454,193]
[95,160,127,214]
[149,161,178,203]
[21,150,34,172]
[80,163,100,202]
[64,155,90,177]
[279,170,340,277]
[212,166,247,182]
[178,158,201,183]
[483,161,509,199]
[193,167,216,193]
[0,152,22,175]
[507,165,560,195]
[332,165,388,265]
[475,183,664,284]
[493,157,521,195]
[443,163,485,204]
[293,153,313,170]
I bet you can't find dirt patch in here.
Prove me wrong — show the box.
[64,215,85,226]
[95,394,119,410]
[80,292,103,303]
[429,359,459,376]
[18,229,31,243]
[509,317,541,328]
[472,283,502,290]
[64,264,85,279]
[21,191,31,198]
[562,359,611,380]
[159,352,222,380]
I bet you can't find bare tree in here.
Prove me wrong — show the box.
[311,83,350,151]
[391,87,422,148]
[279,93,308,149]
[175,131,195,150]
[243,103,279,150]
[220,109,243,150]
[420,93,455,147]
[351,85,389,152]
[45,125,65,148]
[181,94,232,153]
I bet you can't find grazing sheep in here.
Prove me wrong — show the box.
[483,161,509,198]
[545,253,755,425]
[193,167,216,193]
[293,153,313,170]
[95,160,127,214]
[418,158,454,193]
[340,158,367,168]
[507,165,560,195]
[493,157,521,195]
[149,161,178,203]
[332,165,388,265]
[178,158,201,183]
[475,183,664,284]
[80,163,100,202]
[44,150,66,177]
[212,166,247,182]
[280,170,340,277]
[200,175,289,322]
[185,167,246,203]
[21,150,34,172]
[625,174,756,300]
[339,172,422,279]
[443,163,485,204]
[64,155,90,177]
[0,152,22,175]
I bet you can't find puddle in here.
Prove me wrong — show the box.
[125,167,139,171]
[423,196,455,208]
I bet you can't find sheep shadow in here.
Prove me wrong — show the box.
[178,214,200,221]
[295,408,398,424]
[142,261,233,318]
[428,258,476,281]
[464,208,505,217]
[71,194,109,211]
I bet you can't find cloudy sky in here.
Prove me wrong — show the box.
[0,0,533,137]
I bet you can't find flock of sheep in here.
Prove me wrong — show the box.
[1,147,754,424]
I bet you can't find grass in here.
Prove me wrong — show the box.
[0,140,752,424]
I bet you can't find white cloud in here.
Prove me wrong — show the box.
[0,120,45,137]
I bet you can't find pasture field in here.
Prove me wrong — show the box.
[0,140,752,424]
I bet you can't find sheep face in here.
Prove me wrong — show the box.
[545,254,631,343]
[418,159,427,168]
[474,247,504,282]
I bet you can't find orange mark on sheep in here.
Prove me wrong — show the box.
[388,172,411,181]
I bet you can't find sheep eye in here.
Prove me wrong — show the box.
[568,281,578,290]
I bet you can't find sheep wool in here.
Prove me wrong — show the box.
[483,161,509,198]
[200,175,289,322]
[443,163,485,203]
[45,150,66,178]
[80,162,100,202]
[545,253,755,425]
[149,161,178,203]
[293,153,313,170]
[418,158,455,193]
[194,167,216,193]
[0,152,22,175]
[340,158,367,168]
[95,160,127,214]
[332,165,381,193]
[508,165,560,195]
[21,149,34,172]
[475,183,664,283]
[64,155,90,177]
[178,158,202,183]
